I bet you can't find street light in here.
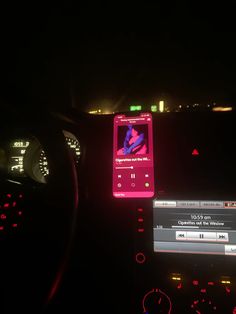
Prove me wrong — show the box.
[159,100,165,112]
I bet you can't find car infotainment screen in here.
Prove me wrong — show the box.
[113,112,154,198]
[153,199,236,256]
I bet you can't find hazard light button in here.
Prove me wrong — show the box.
[192,148,199,156]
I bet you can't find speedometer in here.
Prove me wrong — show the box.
[38,132,81,177]
[39,150,49,177]
[65,137,81,160]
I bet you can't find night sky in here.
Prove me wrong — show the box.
[0,2,236,112]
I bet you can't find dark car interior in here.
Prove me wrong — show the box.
[1,3,236,314]
[1,107,236,314]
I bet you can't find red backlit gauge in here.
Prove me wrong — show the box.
[142,288,172,314]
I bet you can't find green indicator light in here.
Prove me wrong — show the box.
[151,105,158,112]
[130,105,142,111]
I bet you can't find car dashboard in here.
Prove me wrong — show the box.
[1,109,236,314]
[0,130,81,184]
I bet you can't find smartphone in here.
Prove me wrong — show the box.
[113,112,154,198]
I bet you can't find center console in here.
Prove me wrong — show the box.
[133,199,236,313]
[112,112,236,313]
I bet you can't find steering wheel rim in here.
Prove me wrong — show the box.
[1,108,78,313]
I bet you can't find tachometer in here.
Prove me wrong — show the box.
[38,132,81,177]
[65,137,81,160]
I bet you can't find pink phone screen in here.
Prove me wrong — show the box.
[113,112,154,198]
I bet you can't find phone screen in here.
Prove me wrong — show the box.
[113,112,154,198]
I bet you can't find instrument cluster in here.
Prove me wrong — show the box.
[1,130,81,184]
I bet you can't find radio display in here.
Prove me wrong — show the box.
[153,199,236,256]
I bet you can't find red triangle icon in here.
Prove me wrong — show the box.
[192,149,199,156]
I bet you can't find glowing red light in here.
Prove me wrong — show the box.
[193,280,199,286]
[138,218,144,222]
[0,214,6,220]
[138,228,144,233]
[18,211,22,216]
[47,272,63,302]
[201,289,207,293]
[12,223,18,228]
[177,283,182,289]
[142,288,172,314]
[0,226,4,231]
[137,208,143,212]
[233,306,236,314]
[19,194,23,198]
[135,252,146,264]
[6,194,11,198]
[226,287,231,293]
[4,203,9,208]
[208,281,215,286]
[194,300,199,305]
[192,148,199,156]
[12,201,16,207]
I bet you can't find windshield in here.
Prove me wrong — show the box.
[0,3,235,114]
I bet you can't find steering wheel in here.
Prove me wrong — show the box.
[0,107,78,313]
